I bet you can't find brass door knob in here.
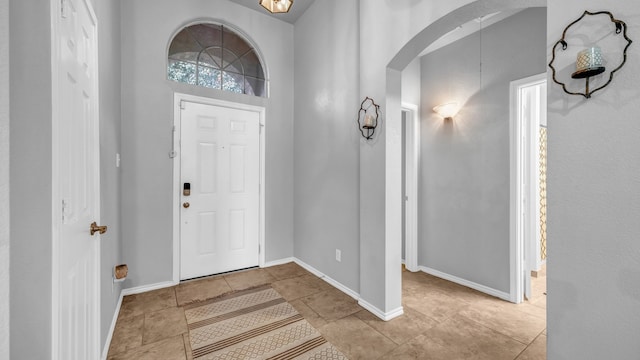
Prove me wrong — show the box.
[183,202,190,208]
[90,222,107,236]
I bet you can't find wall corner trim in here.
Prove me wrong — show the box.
[419,266,511,302]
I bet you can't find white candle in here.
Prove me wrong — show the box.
[576,46,604,72]
[364,114,375,128]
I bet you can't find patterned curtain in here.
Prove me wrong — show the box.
[539,126,547,260]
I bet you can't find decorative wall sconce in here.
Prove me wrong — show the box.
[259,0,293,14]
[357,97,380,140]
[433,102,458,121]
[549,10,632,99]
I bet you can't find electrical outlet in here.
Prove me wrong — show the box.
[335,249,341,262]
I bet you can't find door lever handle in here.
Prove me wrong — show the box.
[90,222,107,236]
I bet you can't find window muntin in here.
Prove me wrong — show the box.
[168,23,266,97]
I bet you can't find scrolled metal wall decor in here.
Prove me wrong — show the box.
[549,11,632,99]
[357,97,380,140]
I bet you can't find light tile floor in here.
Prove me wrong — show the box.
[107,262,546,359]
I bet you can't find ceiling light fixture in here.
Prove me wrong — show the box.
[259,0,293,14]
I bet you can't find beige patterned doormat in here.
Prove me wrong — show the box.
[184,285,348,359]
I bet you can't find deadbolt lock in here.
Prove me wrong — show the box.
[183,202,190,208]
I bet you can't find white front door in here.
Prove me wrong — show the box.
[179,101,260,280]
[53,0,101,358]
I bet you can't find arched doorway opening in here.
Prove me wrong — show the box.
[383,0,547,312]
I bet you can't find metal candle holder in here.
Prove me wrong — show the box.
[357,97,380,140]
[549,10,632,99]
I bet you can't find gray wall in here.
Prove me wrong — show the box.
[419,8,546,293]
[402,58,422,107]
[0,0,9,356]
[120,0,294,287]
[94,0,123,348]
[293,0,361,292]
[358,2,393,313]
[9,1,53,358]
[547,2,640,358]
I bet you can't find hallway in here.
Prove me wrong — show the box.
[107,262,546,359]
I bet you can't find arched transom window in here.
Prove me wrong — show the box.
[168,23,266,97]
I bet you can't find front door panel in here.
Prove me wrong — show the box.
[180,102,260,280]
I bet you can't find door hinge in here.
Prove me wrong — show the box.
[258,244,261,254]
[180,100,186,110]
[61,0,68,18]
[169,126,177,158]
[61,198,70,222]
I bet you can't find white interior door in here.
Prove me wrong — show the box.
[180,101,260,280]
[518,76,546,301]
[54,0,101,358]
[402,104,419,273]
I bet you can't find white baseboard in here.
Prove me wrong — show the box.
[101,280,178,359]
[292,258,360,300]
[121,280,178,296]
[293,258,400,321]
[263,257,295,268]
[358,298,404,321]
[419,266,511,301]
[101,290,124,360]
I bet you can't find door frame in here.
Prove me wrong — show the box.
[50,0,101,357]
[172,93,266,282]
[402,103,420,272]
[509,73,546,303]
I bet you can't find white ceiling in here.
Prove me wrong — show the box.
[228,0,316,24]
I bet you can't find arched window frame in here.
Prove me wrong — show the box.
[167,20,269,98]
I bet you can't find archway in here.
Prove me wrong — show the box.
[383,0,547,315]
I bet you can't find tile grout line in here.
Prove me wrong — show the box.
[455,312,532,347]
[178,286,191,360]
[513,330,547,360]
[353,311,400,350]
[402,302,452,326]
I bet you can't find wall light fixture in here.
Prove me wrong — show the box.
[357,97,380,140]
[433,102,458,121]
